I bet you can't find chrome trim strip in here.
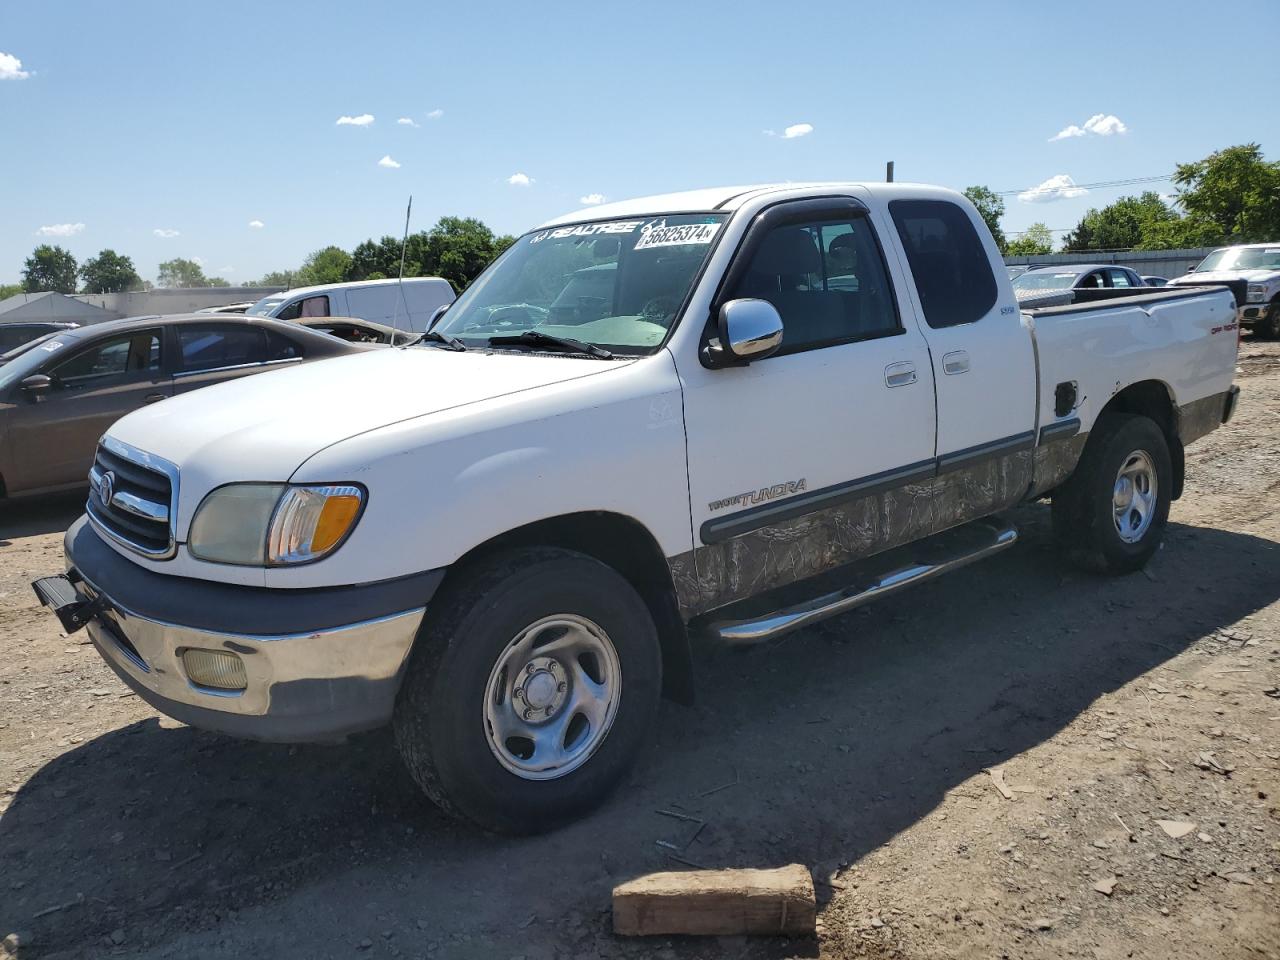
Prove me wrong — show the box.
[110,490,169,523]
[704,518,1018,645]
[170,357,303,380]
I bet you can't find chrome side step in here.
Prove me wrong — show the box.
[701,517,1018,646]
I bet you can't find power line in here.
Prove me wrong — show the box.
[994,174,1174,197]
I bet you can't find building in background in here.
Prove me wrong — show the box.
[0,291,116,326]
[73,287,284,320]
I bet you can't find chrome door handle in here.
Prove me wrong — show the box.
[942,350,970,375]
[884,361,917,388]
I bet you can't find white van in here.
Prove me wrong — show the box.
[246,277,455,333]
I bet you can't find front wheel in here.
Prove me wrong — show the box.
[1052,413,1172,575]
[1258,300,1280,340]
[393,547,662,833]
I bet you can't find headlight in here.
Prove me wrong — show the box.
[188,483,365,566]
[1247,283,1266,301]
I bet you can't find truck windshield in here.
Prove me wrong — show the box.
[1194,248,1280,273]
[433,214,728,355]
[245,297,285,317]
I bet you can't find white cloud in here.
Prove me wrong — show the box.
[153,228,180,238]
[507,172,533,186]
[1049,113,1128,141]
[36,222,85,238]
[426,108,444,119]
[397,117,419,127]
[764,122,814,139]
[378,155,401,169]
[0,52,30,80]
[1018,174,1089,203]
[579,193,606,205]
[336,113,375,126]
[248,219,264,229]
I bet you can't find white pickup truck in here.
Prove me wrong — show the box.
[34,182,1240,833]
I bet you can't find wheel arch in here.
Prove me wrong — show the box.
[1095,379,1184,500]
[441,510,694,704]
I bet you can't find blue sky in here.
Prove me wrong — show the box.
[2,0,1277,285]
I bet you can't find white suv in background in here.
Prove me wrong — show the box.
[247,277,456,333]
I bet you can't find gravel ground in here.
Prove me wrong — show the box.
[1,339,1278,960]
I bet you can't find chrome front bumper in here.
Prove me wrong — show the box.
[81,570,425,741]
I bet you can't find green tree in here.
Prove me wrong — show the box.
[963,185,1007,252]
[255,270,295,287]
[0,283,23,300]
[295,246,353,287]
[1061,192,1180,252]
[1006,222,1055,256]
[157,257,210,288]
[1171,143,1280,245]
[79,249,142,293]
[207,276,230,287]
[22,244,79,293]
[424,216,505,291]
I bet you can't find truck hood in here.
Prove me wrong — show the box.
[108,347,626,482]
[1169,269,1280,285]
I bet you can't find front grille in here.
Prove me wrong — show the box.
[86,438,178,559]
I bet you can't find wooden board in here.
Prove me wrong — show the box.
[612,864,815,936]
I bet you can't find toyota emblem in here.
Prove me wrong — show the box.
[99,470,116,507]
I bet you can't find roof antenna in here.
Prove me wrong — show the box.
[391,195,412,348]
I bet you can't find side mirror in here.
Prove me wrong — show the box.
[702,298,784,368]
[1186,265,1197,273]
[20,374,52,400]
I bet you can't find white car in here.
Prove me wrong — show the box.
[1167,243,1280,338]
[36,182,1240,833]
[246,277,456,334]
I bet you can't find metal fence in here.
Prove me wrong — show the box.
[1003,247,1215,280]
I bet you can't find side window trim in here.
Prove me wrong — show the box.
[707,196,904,361]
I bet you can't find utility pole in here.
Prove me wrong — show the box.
[885,161,895,183]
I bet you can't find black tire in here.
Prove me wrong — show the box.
[1051,413,1172,575]
[1258,300,1280,340]
[393,546,662,833]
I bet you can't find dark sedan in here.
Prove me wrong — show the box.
[0,314,367,499]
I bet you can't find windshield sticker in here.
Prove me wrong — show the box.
[41,340,65,352]
[634,220,721,250]
[529,220,643,244]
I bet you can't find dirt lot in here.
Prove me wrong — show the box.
[2,341,1278,960]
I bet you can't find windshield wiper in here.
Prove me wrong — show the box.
[487,330,613,360]
[407,329,466,351]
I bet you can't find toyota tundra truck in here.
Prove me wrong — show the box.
[33,183,1241,833]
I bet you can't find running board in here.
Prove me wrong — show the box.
[700,517,1018,646]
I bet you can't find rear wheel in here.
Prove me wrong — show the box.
[393,547,662,833]
[1052,413,1172,574]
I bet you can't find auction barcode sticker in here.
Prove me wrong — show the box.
[634,221,721,250]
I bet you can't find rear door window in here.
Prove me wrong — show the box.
[1108,268,1133,288]
[889,199,997,328]
[176,325,269,373]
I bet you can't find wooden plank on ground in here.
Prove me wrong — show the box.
[612,864,815,936]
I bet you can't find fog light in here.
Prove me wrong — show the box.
[181,648,248,691]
